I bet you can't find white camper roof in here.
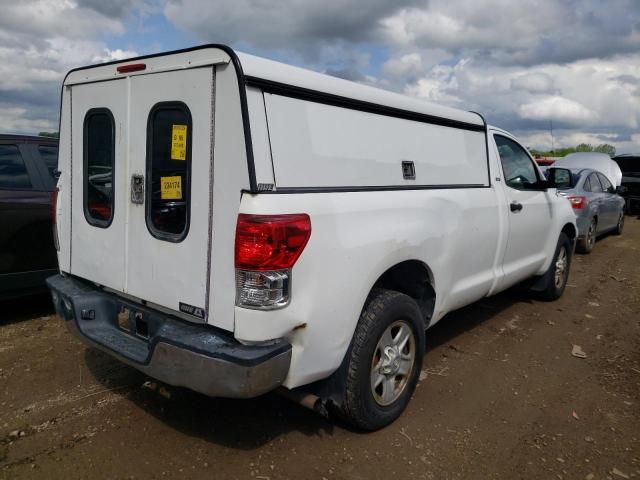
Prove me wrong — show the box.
[553,152,622,186]
[236,52,484,128]
[63,45,484,130]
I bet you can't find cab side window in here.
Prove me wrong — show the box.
[495,135,540,190]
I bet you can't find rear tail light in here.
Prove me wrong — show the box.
[50,188,59,251]
[568,196,587,209]
[235,214,311,309]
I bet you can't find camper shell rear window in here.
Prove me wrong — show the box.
[146,102,192,242]
[83,108,115,228]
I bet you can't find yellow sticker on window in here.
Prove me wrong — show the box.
[171,124,187,161]
[160,175,182,200]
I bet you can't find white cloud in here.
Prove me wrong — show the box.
[387,52,640,152]
[0,0,125,39]
[379,0,640,66]
[518,96,596,124]
[0,1,140,134]
[383,53,423,77]
[0,0,639,154]
[163,0,418,54]
[511,73,554,94]
[94,48,140,63]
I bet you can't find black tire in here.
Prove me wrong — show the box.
[338,289,425,431]
[613,212,624,235]
[537,232,572,301]
[576,218,596,254]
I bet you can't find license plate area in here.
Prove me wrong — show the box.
[117,305,150,339]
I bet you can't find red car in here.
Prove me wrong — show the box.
[535,158,556,167]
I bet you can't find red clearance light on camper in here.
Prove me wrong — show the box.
[235,214,311,270]
[568,196,587,209]
[116,63,146,74]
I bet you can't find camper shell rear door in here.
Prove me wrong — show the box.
[65,49,230,326]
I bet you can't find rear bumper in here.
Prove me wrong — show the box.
[46,274,291,398]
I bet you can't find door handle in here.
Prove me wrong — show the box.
[510,202,523,212]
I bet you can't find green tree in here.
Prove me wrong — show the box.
[594,144,616,157]
[575,143,594,152]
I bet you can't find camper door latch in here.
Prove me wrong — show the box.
[131,174,144,204]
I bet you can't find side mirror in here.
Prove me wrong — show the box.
[616,185,627,195]
[547,168,572,189]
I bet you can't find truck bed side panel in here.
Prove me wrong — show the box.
[234,188,501,388]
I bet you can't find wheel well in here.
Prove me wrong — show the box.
[373,260,435,326]
[561,222,577,242]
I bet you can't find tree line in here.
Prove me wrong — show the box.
[529,143,616,158]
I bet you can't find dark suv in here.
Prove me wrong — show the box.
[613,154,640,213]
[0,134,58,299]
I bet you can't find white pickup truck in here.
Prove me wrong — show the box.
[47,45,577,431]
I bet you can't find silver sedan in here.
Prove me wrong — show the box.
[554,168,625,253]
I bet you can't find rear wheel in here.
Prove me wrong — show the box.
[577,218,596,253]
[537,232,572,301]
[613,212,624,235]
[338,289,425,431]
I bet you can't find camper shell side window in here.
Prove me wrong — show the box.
[83,108,115,228]
[145,102,192,243]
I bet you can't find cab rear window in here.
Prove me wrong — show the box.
[146,102,192,242]
[84,109,115,227]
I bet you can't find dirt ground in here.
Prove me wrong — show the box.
[1,218,639,480]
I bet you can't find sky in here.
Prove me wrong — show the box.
[1,0,639,153]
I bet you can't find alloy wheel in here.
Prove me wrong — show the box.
[554,246,568,288]
[370,320,416,406]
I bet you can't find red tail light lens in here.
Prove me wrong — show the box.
[568,196,587,209]
[50,188,59,225]
[235,214,311,270]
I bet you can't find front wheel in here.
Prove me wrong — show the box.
[537,232,572,301]
[338,289,425,431]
